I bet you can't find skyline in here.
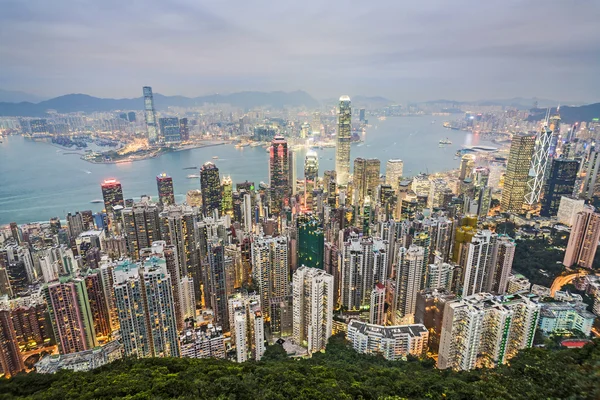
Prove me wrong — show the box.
[1,1,600,102]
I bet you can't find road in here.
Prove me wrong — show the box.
[550,270,590,296]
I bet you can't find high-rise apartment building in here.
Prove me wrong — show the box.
[206,240,233,331]
[460,230,498,297]
[143,86,159,144]
[200,162,222,217]
[122,202,162,259]
[392,245,425,325]
[228,293,265,362]
[563,207,600,268]
[43,278,98,354]
[369,283,386,325]
[101,179,124,214]
[156,173,175,205]
[438,293,540,371]
[269,136,290,215]
[221,176,233,217]
[251,236,289,321]
[414,288,456,354]
[501,134,536,213]
[540,159,579,217]
[304,150,319,212]
[113,258,180,358]
[488,235,515,295]
[0,310,25,378]
[335,96,352,186]
[385,159,404,192]
[353,158,380,206]
[292,266,334,353]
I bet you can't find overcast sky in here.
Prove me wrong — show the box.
[1,0,599,102]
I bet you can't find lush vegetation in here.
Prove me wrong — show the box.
[1,335,599,399]
[512,233,568,287]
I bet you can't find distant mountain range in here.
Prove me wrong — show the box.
[527,103,600,124]
[0,89,47,103]
[0,91,320,117]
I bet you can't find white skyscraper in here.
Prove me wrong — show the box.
[488,235,515,295]
[385,159,404,192]
[438,293,540,371]
[460,230,498,297]
[228,293,265,362]
[251,236,289,320]
[393,245,425,325]
[369,283,386,325]
[525,123,553,206]
[292,266,334,353]
[243,193,253,233]
[335,96,352,186]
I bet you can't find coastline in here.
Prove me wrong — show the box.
[82,142,227,164]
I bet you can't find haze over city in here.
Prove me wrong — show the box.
[1,0,600,102]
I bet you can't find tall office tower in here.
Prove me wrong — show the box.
[300,122,310,139]
[0,310,25,378]
[540,159,579,217]
[369,283,386,325]
[158,117,181,143]
[353,158,381,206]
[268,136,290,215]
[426,257,454,291]
[9,223,21,245]
[229,293,265,362]
[122,203,161,259]
[200,162,222,217]
[292,266,334,353]
[304,150,319,211]
[156,173,175,205]
[438,293,540,371]
[340,234,388,310]
[288,149,297,197]
[206,240,233,331]
[220,175,234,217]
[501,134,536,212]
[66,212,85,240]
[385,159,404,191]
[113,258,179,358]
[251,236,289,321]
[392,245,425,325]
[359,108,366,122]
[459,154,475,181]
[43,279,98,354]
[488,235,515,295]
[335,96,352,186]
[525,124,553,206]
[460,230,498,297]
[297,215,324,270]
[179,118,189,141]
[143,86,159,144]
[581,150,600,200]
[83,272,111,338]
[347,320,429,360]
[101,179,124,214]
[311,112,321,136]
[242,193,253,233]
[564,207,600,269]
[414,288,456,354]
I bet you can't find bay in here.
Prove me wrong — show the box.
[0,115,492,224]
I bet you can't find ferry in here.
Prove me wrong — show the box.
[90,199,103,204]
[187,174,200,179]
[439,138,452,145]
[212,156,219,159]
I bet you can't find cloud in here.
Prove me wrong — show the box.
[0,0,599,102]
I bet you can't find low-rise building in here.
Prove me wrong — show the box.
[538,301,595,336]
[347,320,428,360]
[36,340,122,374]
[179,324,225,359]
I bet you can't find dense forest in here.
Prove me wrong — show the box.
[0,335,598,399]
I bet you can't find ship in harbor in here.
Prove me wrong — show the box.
[439,138,452,145]
[90,199,103,204]
[187,174,200,179]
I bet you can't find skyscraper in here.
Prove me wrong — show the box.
[156,173,175,205]
[292,266,334,353]
[269,136,290,215]
[288,149,297,197]
[0,310,25,378]
[229,293,265,362]
[540,159,579,217]
[438,293,540,371]
[221,176,233,217]
[122,203,162,259]
[206,240,233,331]
[488,235,515,295]
[459,154,475,181]
[385,159,404,192]
[200,162,222,217]
[297,215,324,270]
[369,283,386,325]
[304,150,319,212]
[563,207,600,269]
[159,117,181,143]
[501,134,536,213]
[179,118,189,141]
[335,96,352,186]
[353,158,380,206]
[581,149,600,200]
[251,236,289,321]
[525,125,553,206]
[393,245,425,325]
[143,86,158,144]
[113,258,180,358]
[460,230,498,297]
[101,179,124,214]
[43,278,98,354]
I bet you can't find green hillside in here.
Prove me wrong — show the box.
[1,335,598,399]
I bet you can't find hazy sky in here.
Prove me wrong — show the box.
[1,0,599,102]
